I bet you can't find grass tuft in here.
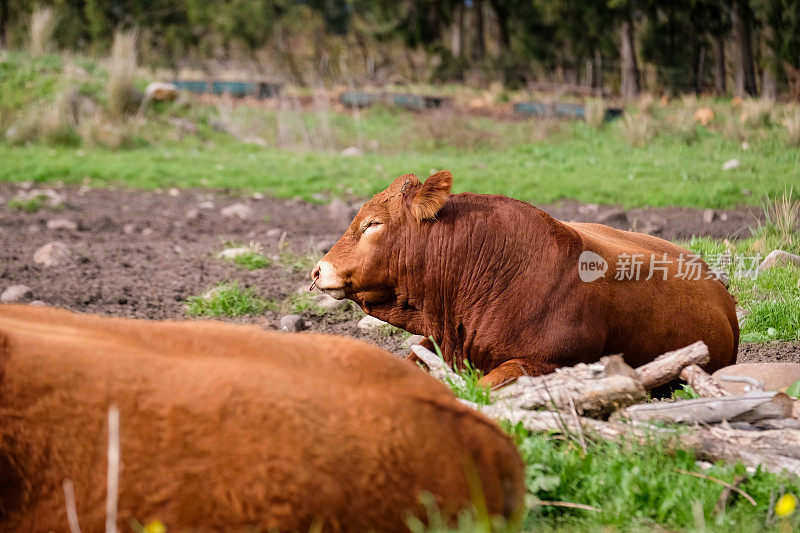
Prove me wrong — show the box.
[620,112,651,148]
[7,193,49,212]
[583,99,606,130]
[783,108,800,147]
[185,281,275,317]
[427,337,492,405]
[108,29,138,119]
[760,187,799,247]
[30,6,56,57]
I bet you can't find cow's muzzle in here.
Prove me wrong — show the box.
[310,260,347,300]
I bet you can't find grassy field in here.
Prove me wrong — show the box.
[2,51,799,208]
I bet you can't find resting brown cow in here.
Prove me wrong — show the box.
[0,304,524,532]
[312,171,739,388]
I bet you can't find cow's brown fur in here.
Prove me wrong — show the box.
[0,304,524,532]
[313,171,739,387]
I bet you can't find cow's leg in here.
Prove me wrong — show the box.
[480,359,528,390]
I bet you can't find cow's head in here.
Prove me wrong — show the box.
[311,170,453,305]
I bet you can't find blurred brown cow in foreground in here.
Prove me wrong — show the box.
[312,171,739,388]
[0,305,524,532]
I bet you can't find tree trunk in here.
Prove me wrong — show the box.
[0,0,7,49]
[451,2,464,58]
[489,0,510,58]
[761,25,778,99]
[713,34,727,94]
[732,0,758,96]
[471,0,485,62]
[620,17,640,99]
[695,45,706,94]
[593,48,603,89]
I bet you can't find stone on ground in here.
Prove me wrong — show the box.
[1,285,33,303]
[757,250,800,273]
[358,315,387,331]
[221,203,253,220]
[33,241,74,268]
[280,314,306,332]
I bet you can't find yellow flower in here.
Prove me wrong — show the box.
[776,494,797,518]
[142,520,166,533]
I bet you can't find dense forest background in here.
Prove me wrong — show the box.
[1,1,799,97]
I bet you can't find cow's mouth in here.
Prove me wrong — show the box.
[320,287,347,300]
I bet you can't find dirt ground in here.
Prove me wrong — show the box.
[0,182,794,363]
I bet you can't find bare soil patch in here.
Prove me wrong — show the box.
[0,184,782,361]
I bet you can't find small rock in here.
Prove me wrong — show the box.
[597,209,628,226]
[577,203,599,215]
[358,315,387,332]
[46,217,78,231]
[217,247,252,259]
[221,203,253,220]
[280,314,307,332]
[168,188,180,197]
[722,158,740,170]
[702,209,717,224]
[33,241,74,268]
[122,223,137,235]
[741,141,750,150]
[27,224,41,233]
[327,199,356,225]
[185,208,200,220]
[719,212,728,222]
[266,228,283,238]
[341,146,363,157]
[145,81,179,101]
[402,335,426,349]
[314,294,350,312]
[198,201,215,209]
[29,300,46,307]
[757,249,800,273]
[141,227,154,236]
[252,192,265,200]
[1,284,33,303]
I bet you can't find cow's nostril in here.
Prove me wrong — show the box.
[311,265,321,280]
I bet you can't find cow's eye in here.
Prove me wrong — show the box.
[361,220,383,234]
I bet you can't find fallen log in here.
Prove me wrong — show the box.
[615,392,794,425]
[634,341,710,390]
[679,364,730,398]
[410,344,464,386]
[469,402,800,477]
[493,355,645,417]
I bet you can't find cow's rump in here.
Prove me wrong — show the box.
[0,304,524,532]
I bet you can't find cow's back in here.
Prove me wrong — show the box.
[0,305,524,532]
[567,222,738,371]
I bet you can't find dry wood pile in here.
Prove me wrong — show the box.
[411,342,800,477]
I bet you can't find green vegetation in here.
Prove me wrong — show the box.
[184,281,275,317]
[512,426,800,532]
[218,242,273,271]
[2,53,800,209]
[432,338,493,406]
[7,193,49,212]
[283,293,326,316]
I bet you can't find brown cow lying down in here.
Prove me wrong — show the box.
[312,171,739,388]
[0,304,524,532]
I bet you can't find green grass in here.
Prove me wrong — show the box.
[513,425,800,532]
[184,281,275,317]
[432,338,493,406]
[230,251,272,270]
[7,193,49,212]
[2,52,799,209]
[684,235,800,342]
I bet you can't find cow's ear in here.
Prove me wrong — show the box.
[412,170,453,222]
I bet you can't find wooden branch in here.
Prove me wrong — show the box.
[410,345,464,386]
[492,355,644,417]
[673,469,756,506]
[615,392,793,424]
[635,341,710,390]
[680,364,730,398]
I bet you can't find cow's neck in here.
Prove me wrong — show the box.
[365,197,581,371]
